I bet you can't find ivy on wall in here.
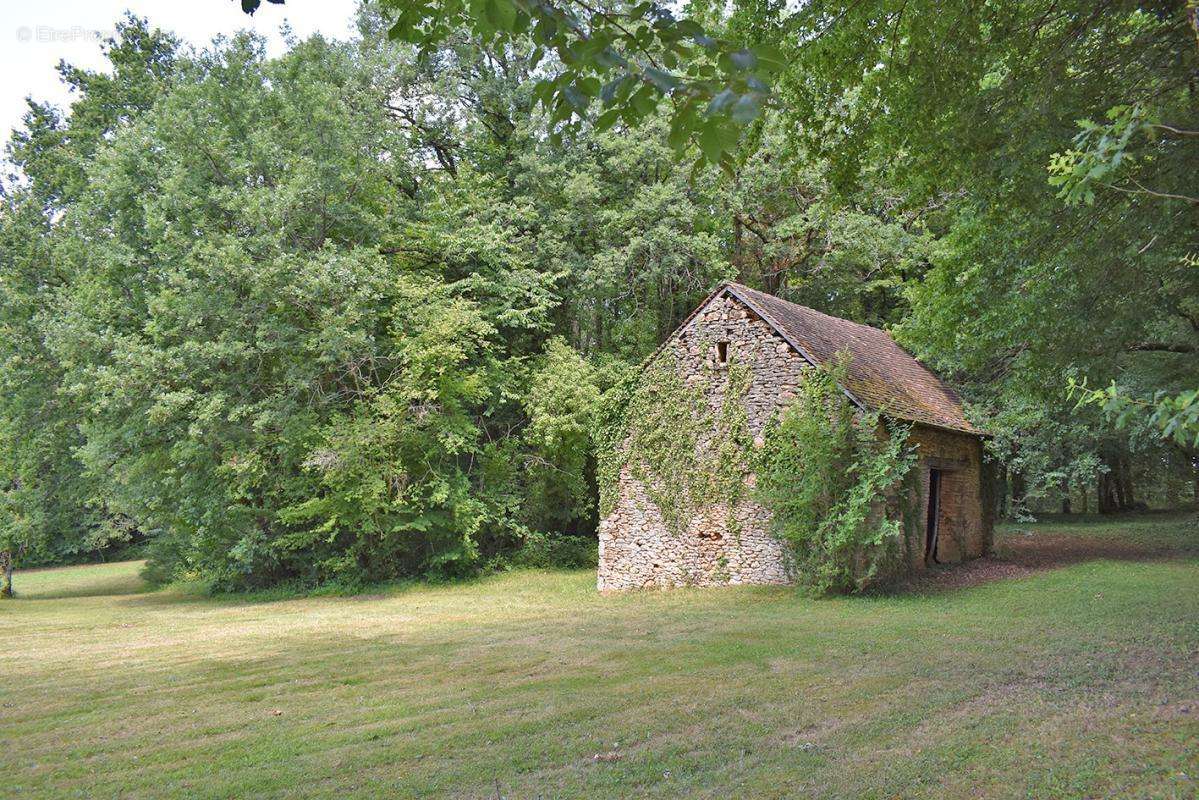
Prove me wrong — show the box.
[597,349,916,593]
[755,358,916,593]
[596,351,754,536]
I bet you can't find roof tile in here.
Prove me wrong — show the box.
[723,283,979,435]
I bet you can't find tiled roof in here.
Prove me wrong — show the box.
[722,283,980,435]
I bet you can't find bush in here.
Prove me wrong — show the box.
[755,357,916,593]
[509,532,598,570]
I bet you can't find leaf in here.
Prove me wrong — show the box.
[698,124,724,163]
[746,76,769,93]
[731,93,762,125]
[532,77,558,106]
[752,44,786,72]
[577,77,602,98]
[485,0,517,32]
[595,108,621,132]
[644,67,682,93]
[629,85,659,117]
[600,74,630,107]
[593,48,627,71]
[387,18,413,41]
[667,121,689,151]
[550,97,575,125]
[562,85,589,112]
[729,49,757,71]
[707,88,736,116]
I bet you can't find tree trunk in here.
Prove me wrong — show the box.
[1060,478,1071,515]
[1010,472,1026,514]
[1193,455,1199,505]
[1113,461,1129,509]
[998,466,1010,518]
[1118,454,1136,509]
[1098,472,1118,514]
[0,550,12,599]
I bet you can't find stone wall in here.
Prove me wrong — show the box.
[597,290,991,591]
[905,425,991,566]
[597,292,806,590]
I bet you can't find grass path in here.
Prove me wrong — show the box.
[2,515,1197,799]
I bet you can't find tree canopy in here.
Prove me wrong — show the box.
[0,1,1195,591]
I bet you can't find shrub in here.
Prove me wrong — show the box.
[509,531,599,569]
[755,357,916,593]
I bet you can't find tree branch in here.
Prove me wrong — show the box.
[1101,179,1199,205]
[1149,122,1199,137]
[1129,341,1198,354]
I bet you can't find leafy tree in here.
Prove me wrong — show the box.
[248,0,785,167]
[8,0,1196,597]
[520,338,606,535]
[0,17,180,594]
[791,1,1199,508]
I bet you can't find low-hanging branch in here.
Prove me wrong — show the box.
[1128,341,1199,355]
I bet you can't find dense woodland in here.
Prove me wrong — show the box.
[0,1,1196,591]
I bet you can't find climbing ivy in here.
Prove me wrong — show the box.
[754,358,916,594]
[596,351,754,536]
[597,349,916,594]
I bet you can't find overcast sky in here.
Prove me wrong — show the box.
[1,0,359,151]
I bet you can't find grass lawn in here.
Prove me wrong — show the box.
[3,514,1197,799]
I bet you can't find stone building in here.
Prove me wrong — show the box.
[598,282,992,591]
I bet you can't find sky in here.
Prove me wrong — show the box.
[1,0,360,151]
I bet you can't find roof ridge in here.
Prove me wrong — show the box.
[719,282,980,436]
[724,281,892,339]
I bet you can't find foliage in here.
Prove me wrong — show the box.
[380,0,786,169]
[1049,103,1198,207]
[249,0,785,166]
[596,355,753,536]
[521,338,605,534]
[1070,378,1199,450]
[787,1,1199,513]
[507,529,598,569]
[275,279,514,584]
[5,1,1198,593]
[0,15,179,574]
[0,20,610,591]
[755,360,915,593]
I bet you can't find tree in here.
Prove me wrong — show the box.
[0,16,179,595]
[246,0,786,167]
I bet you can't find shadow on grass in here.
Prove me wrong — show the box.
[15,569,151,600]
[118,566,596,611]
[895,510,1199,595]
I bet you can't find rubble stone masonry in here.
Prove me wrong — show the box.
[597,290,990,591]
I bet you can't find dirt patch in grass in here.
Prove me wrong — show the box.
[902,516,1198,593]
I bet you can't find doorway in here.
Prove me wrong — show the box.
[925,469,942,565]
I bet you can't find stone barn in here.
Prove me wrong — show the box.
[598,282,992,591]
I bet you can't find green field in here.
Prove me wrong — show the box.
[3,515,1197,799]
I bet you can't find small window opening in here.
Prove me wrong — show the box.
[715,341,729,365]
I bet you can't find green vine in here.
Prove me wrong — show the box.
[754,357,916,593]
[597,349,917,594]
[896,460,926,569]
[596,352,754,536]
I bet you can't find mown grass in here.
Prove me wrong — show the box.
[2,514,1197,799]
